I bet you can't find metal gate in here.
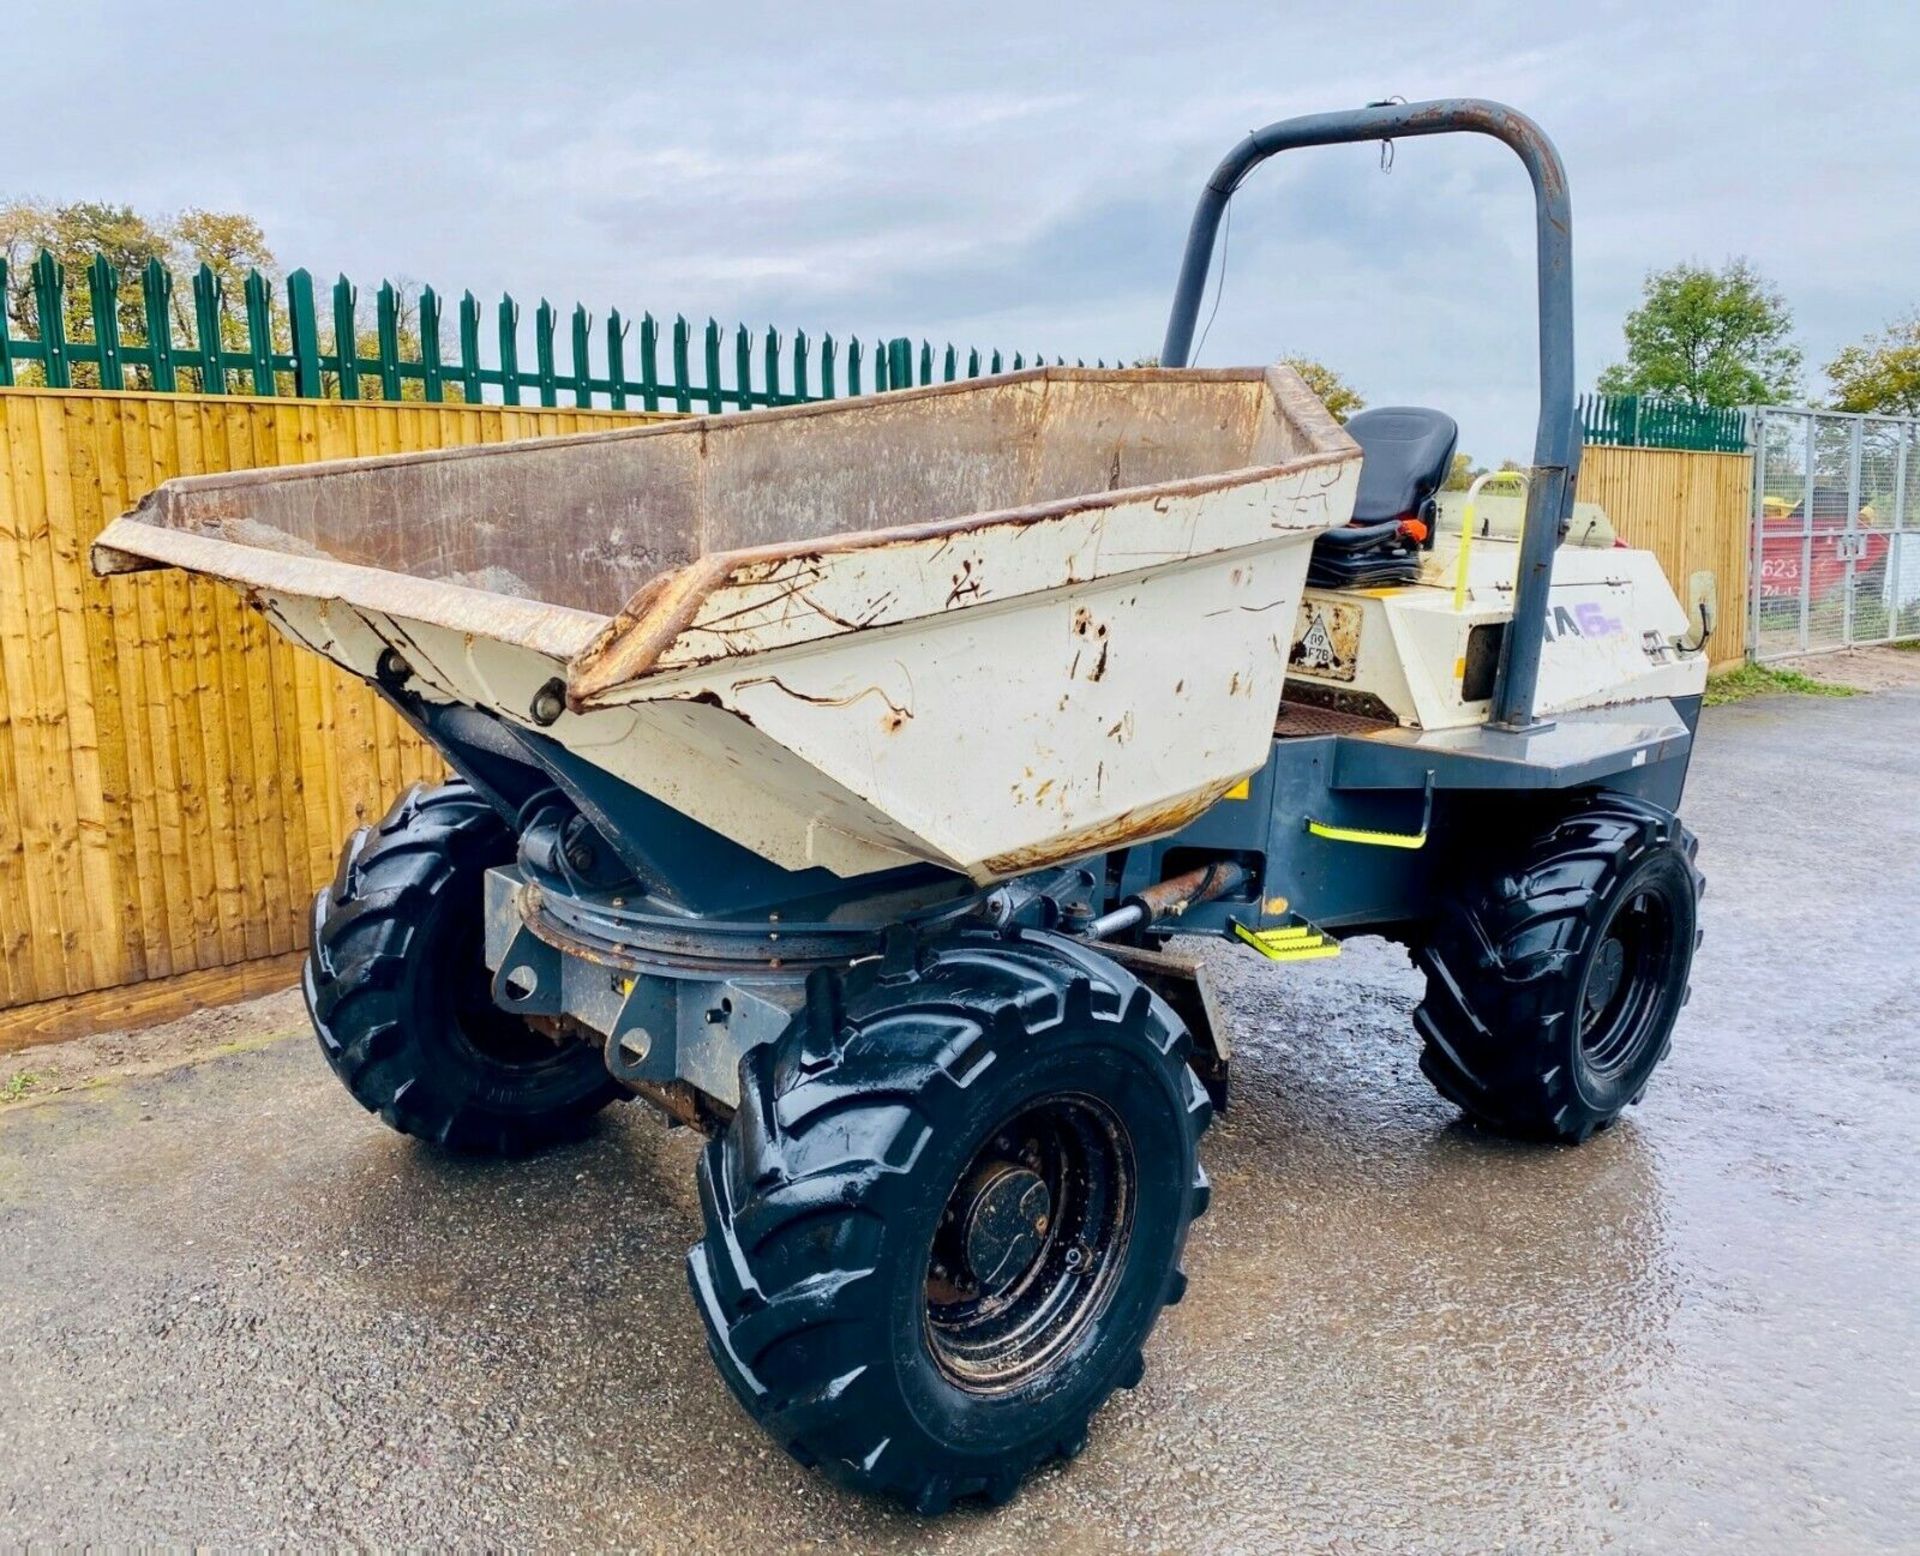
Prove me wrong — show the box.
[1750,407,1920,660]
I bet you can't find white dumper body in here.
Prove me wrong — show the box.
[94,366,1362,884]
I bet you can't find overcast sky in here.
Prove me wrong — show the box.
[10,0,1917,459]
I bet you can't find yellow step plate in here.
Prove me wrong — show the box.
[1231,919,1342,962]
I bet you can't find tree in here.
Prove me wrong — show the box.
[1279,355,1363,422]
[1596,258,1801,407]
[1,199,172,361]
[0,198,281,389]
[169,207,279,351]
[1825,313,1920,417]
[1442,451,1486,491]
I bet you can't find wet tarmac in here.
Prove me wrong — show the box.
[2,682,1916,1551]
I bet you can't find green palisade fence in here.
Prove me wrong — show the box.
[1577,392,1749,454]
[0,249,1105,409]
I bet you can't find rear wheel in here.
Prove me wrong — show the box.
[303,780,620,1154]
[1413,796,1702,1143]
[687,930,1211,1513]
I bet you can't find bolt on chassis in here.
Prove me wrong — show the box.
[93,100,1706,1512]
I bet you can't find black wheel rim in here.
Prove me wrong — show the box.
[446,914,564,1069]
[1578,886,1676,1079]
[924,1094,1135,1393]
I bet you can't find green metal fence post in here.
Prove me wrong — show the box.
[32,253,71,388]
[671,316,691,412]
[136,259,172,390]
[606,309,628,410]
[375,281,404,400]
[245,270,277,394]
[194,264,228,394]
[285,270,322,398]
[641,313,662,412]
[703,319,723,413]
[498,294,521,406]
[0,260,14,387]
[0,247,1040,411]
[533,299,559,407]
[330,275,359,400]
[87,255,124,390]
[458,291,483,402]
[569,303,592,407]
[418,286,445,402]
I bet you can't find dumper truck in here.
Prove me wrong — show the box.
[92,99,1706,1512]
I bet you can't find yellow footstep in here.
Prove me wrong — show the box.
[1230,917,1342,962]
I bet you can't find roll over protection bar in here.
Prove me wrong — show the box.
[1161,98,1578,730]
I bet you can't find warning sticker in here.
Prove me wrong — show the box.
[1289,600,1361,682]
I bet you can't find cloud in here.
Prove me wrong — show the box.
[6,0,1917,458]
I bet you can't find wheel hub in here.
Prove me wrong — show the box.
[924,1095,1136,1392]
[1584,936,1627,1025]
[1578,887,1680,1081]
[960,1163,1052,1295]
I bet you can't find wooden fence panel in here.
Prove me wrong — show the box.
[1575,445,1752,668]
[0,387,663,1010]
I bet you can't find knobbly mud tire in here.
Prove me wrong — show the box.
[1414,795,1703,1143]
[687,929,1212,1513]
[303,780,620,1153]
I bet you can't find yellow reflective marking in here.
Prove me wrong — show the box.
[1232,920,1342,962]
[1263,895,1290,915]
[1223,777,1251,801]
[1306,819,1428,850]
[1453,656,1466,680]
[1262,943,1343,962]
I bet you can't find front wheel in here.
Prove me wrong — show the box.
[687,931,1212,1513]
[303,780,621,1154]
[1413,796,1703,1143]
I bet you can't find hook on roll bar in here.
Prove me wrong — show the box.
[1161,98,1577,731]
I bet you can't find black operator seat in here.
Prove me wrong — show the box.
[1307,406,1460,589]
[1347,406,1460,522]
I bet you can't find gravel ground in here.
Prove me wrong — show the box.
[2,682,1915,1552]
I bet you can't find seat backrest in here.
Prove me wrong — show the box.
[1344,406,1459,523]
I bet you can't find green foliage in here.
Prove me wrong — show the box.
[1703,663,1859,706]
[168,208,278,352]
[1442,452,1486,491]
[0,197,281,387]
[2,1071,42,1103]
[1597,259,1801,408]
[2,199,169,364]
[1279,355,1363,422]
[1825,313,1920,417]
